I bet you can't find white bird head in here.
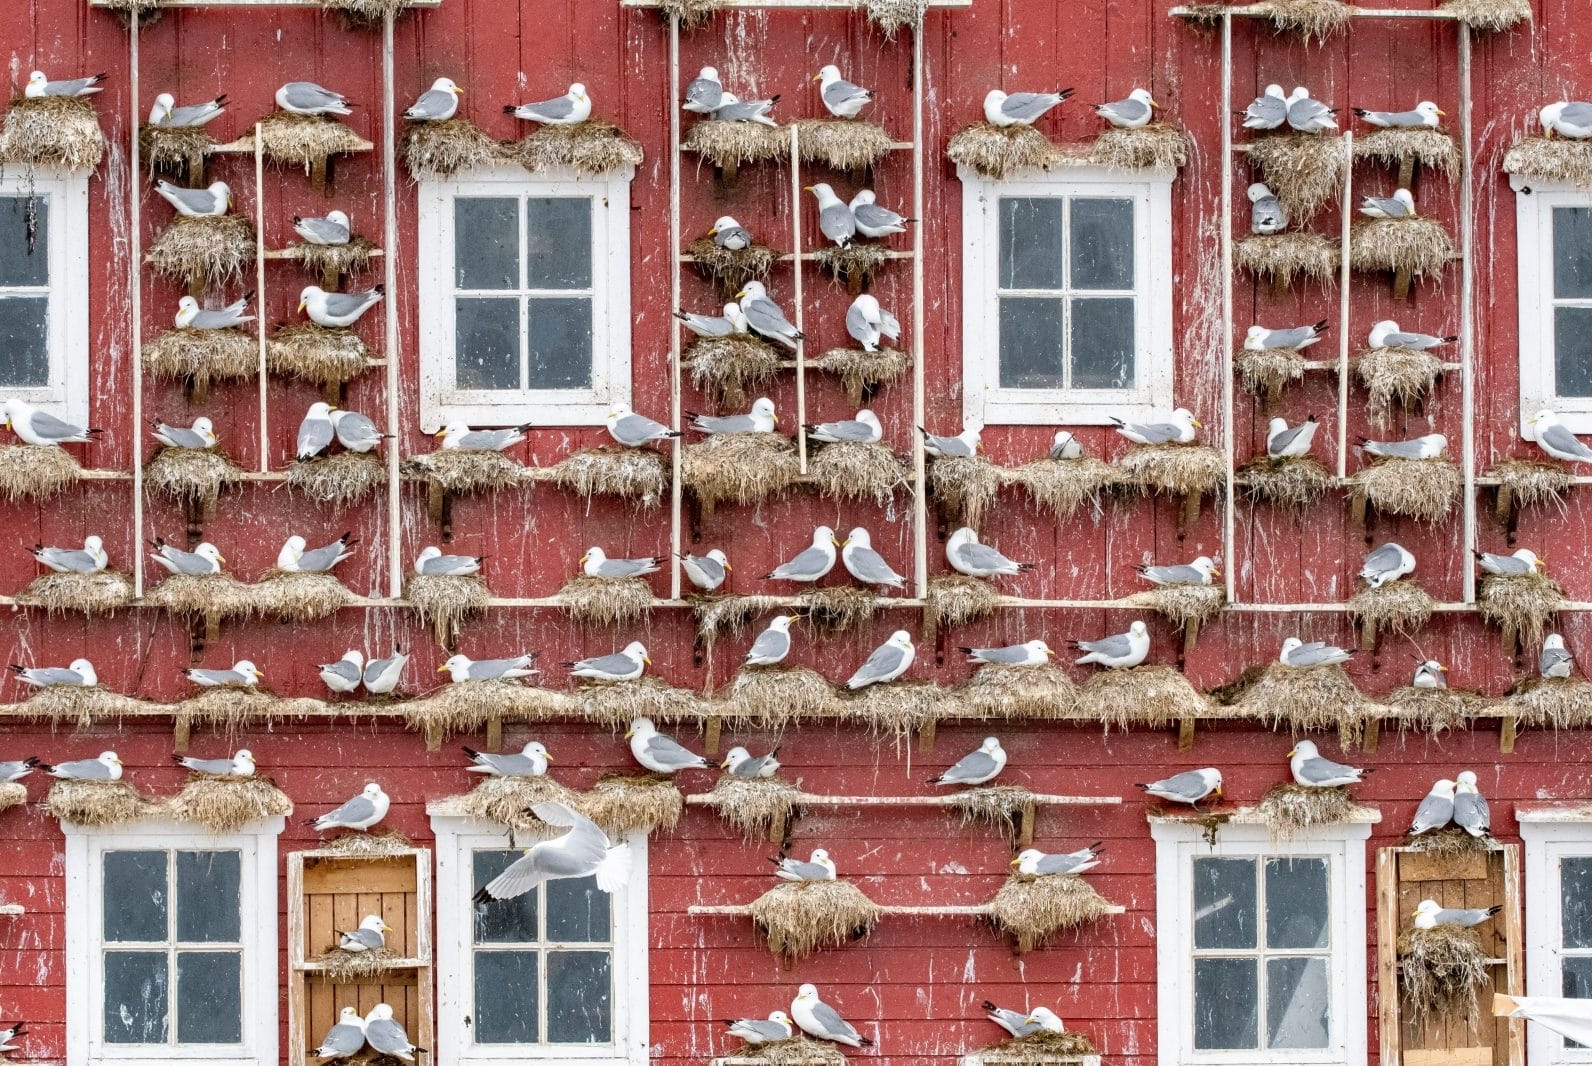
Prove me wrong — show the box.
[1529,408,1560,430]
[1012,848,1042,869]
[337,1006,362,1026]
[1028,639,1056,658]
[1130,87,1156,107]
[947,526,978,551]
[796,983,818,1000]
[855,409,882,431]
[706,548,729,567]
[1263,84,1286,99]
[233,659,262,680]
[1245,182,1274,203]
[983,89,1009,108]
[362,782,385,801]
[1172,407,1201,430]
[149,92,175,121]
[738,280,768,300]
[190,416,217,445]
[846,527,872,548]
[359,914,391,933]
[297,286,326,314]
[1430,778,1457,797]
[770,614,798,633]
[1415,101,1444,122]
[235,749,256,770]
[721,746,750,770]
[768,1010,791,1025]
[1455,769,1478,788]
[888,630,913,650]
[980,737,1002,753]
[174,295,201,326]
[1267,416,1289,437]
[852,189,877,206]
[1287,86,1310,104]
[1197,767,1223,793]
[749,396,777,422]
[709,215,740,235]
[1546,632,1567,650]
[1290,739,1320,760]
[194,542,225,566]
[1279,636,1303,660]
[581,546,607,567]
[433,77,462,95]
[439,654,473,680]
[1243,325,1269,350]
[813,525,838,548]
[699,67,719,81]
[1413,899,1441,919]
[604,400,634,424]
[84,534,106,558]
[340,649,365,668]
[1026,1007,1066,1032]
[210,181,233,210]
[626,716,656,740]
[414,546,442,571]
[622,641,651,665]
[810,848,831,864]
[1368,319,1400,345]
[25,72,49,97]
[1392,188,1416,213]
[1128,620,1148,638]
[1416,659,1447,681]
[569,83,588,102]
[307,401,334,420]
[326,210,351,228]
[69,659,97,684]
[806,182,840,206]
[367,1003,396,1023]
[97,750,122,767]
[817,65,842,84]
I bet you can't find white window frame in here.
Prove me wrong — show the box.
[431,813,648,1066]
[1520,807,1592,1064]
[958,163,1174,426]
[1150,817,1373,1066]
[62,815,283,1066]
[1512,176,1592,436]
[417,164,633,431]
[0,168,89,426]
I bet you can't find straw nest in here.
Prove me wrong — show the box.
[1350,217,1456,280]
[457,775,581,831]
[693,594,785,653]
[1357,347,1444,425]
[177,686,295,733]
[579,775,684,836]
[1116,444,1225,500]
[503,121,643,177]
[728,1037,847,1065]
[924,575,1002,638]
[0,782,24,815]
[18,569,134,616]
[1229,663,1383,739]
[286,451,388,508]
[320,0,418,23]
[405,574,490,647]
[1235,348,1307,404]
[405,449,525,494]
[132,128,212,175]
[1505,677,1592,730]
[805,441,906,505]
[792,119,893,172]
[1407,827,1493,856]
[685,237,779,296]
[958,665,1077,720]
[402,119,497,179]
[544,448,668,507]
[1124,584,1226,632]
[1076,666,1213,730]
[682,120,790,169]
[1091,123,1190,171]
[683,335,783,408]
[799,586,878,636]
[1346,580,1435,644]
[1440,0,1530,30]
[951,784,1037,845]
[251,570,352,622]
[1247,135,1349,218]
[146,215,256,289]
[18,685,147,728]
[574,678,706,729]
[746,879,881,958]
[655,0,719,28]
[143,446,242,511]
[987,874,1117,953]
[292,237,379,281]
[1257,783,1360,839]
[928,455,1005,527]
[147,572,255,624]
[1007,457,1115,519]
[1504,135,1592,189]
[0,96,106,170]
[975,1030,1099,1064]
[708,774,804,842]
[257,112,369,170]
[98,0,164,22]
[401,681,561,737]
[1387,686,1489,735]
[1238,455,1334,512]
[142,328,258,390]
[266,323,372,387]
[167,773,294,833]
[682,433,802,510]
[813,347,911,406]
[947,123,1059,180]
[1234,233,1339,289]
[1477,571,1564,651]
[558,576,655,628]
[312,946,395,983]
[1398,925,1491,1029]
[1486,459,1572,514]
[42,779,152,828]
[838,681,948,739]
[1354,128,1461,180]
[321,830,413,856]
[1256,0,1354,40]
[718,667,841,729]
[864,0,927,37]
[1350,457,1461,523]
[0,444,81,502]
[812,244,891,290]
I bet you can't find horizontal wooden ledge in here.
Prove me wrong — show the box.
[294,956,427,972]
[629,0,968,8]
[95,0,437,6]
[684,792,1122,808]
[263,247,386,261]
[680,141,915,153]
[1278,359,1465,374]
[0,905,24,916]
[1171,4,1460,20]
[1151,805,1382,825]
[211,134,374,154]
[679,250,914,264]
[688,902,1126,916]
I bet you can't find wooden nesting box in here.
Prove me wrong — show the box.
[286,844,434,1066]
[1376,844,1523,1066]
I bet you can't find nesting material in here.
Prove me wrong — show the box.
[1506,678,1592,730]
[1398,925,1491,1029]
[864,0,927,37]
[1387,686,1489,735]
[813,347,910,406]
[1123,584,1226,632]
[1440,0,1530,30]
[1116,444,1225,499]
[1091,123,1190,170]
[401,680,561,737]
[1007,457,1114,519]
[792,119,893,172]
[178,686,285,732]
[812,244,890,289]
[99,0,165,25]
[143,447,242,511]
[0,96,106,170]
[1407,827,1492,856]
[42,779,151,828]
[252,570,351,622]
[558,575,655,628]
[405,573,490,646]
[947,123,1060,180]
[1234,234,1339,289]
[1350,217,1456,280]
[924,575,1001,636]
[1076,666,1211,730]
[718,667,841,729]
[1354,128,1461,180]
[975,1030,1099,1064]
[682,433,802,510]
[575,678,706,729]
[798,586,878,636]
[142,124,215,176]
[18,569,135,616]
[1257,0,1354,40]
[312,947,395,983]
[683,335,783,407]
[167,774,294,833]
[1247,135,1349,218]
[1347,580,1435,645]
[504,121,643,176]
[746,879,881,959]
[405,449,525,494]
[146,215,256,289]
[286,451,388,508]
[401,119,498,179]
[458,775,581,831]
[805,441,906,506]
[321,830,413,856]
[656,0,719,28]
[693,594,785,653]
[1257,783,1359,839]
[927,454,1005,527]
[142,328,259,389]
[838,681,947,739]
[257,112,369,170]
[685,237,779,295]
[19,685,147,729]
[1350,458,1461,523]
[708,774,803,842]
[320,0,416,22]
[1485,459,1572,514]
[728,1036,847,1066]
[952,784,1036,845]
[578,775,684,836]
[544,447,668,507]
[1357,347,1444,425]
[1504,136,1592,188]
[682,120,790,169]
[147,572,254,623]
[1235,348,1308,405]
[1478,572,1565,652]
[1238,456,1334,511]
[1230,662,1382,738]
[0,444,81,502]
[266,323,372,387]
[0,782,25,815]
[959,665,1077,720]
[292,237,379,281]
[987,874,1117,953]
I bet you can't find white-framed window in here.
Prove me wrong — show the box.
[0,169,89,426]
[1521,807,1592,1064]
[432,813,648,1066]
[958,163,1174,426]
[417,164,633,430]
[1150,817,1373,1066]
[1513,176,1592,436]
[62,816,283,1066]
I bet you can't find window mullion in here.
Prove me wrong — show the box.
[1060,196,1072,390]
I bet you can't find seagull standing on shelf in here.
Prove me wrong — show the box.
[504,83,590,126]
[296,401,336,459]
[815,65,873,118]
[841,528,906,590]
[850,190,911,238]
[1138,767,1223,808]
[744,615,799,667]
[1408,778,1456,835]
[1112,408,1200,445]
[807,183,856,247]
[627,718,708,774]
[1240,84,1288,130]
[307,782,390,833]
[319,651,365,694]
[1454,771,1491,837]
[1266,415,1318,459]
[405,77,462,122]
[1541,633,1574,679]
[983,88,1072,127]
[736,282,803,349]
[763,526,838,583]
[1071,621,1150,670]
[1529,409,1592,463]
[846,294,901,352]
[1412,659,1448,688]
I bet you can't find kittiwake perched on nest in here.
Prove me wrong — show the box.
[1359,433,1447,459]
[1049,430,1084,460]
[439,654,538,683]
[984,1003,1065,1038]
[711,92,780,126]
[363,1004,425,1062]
[338,914,390,952]
[308,782,389,832]
[1072,621,1150,669]
[30,535,107,574]
[845,293,901,352]
[299,285,384,328]
[627,717,707,774]
[405,77,462,121]
[2,399,102,445]
[1359,188,1418,219]
[319,650,365,694]
[763,526,838,582]
[946,526,1032,578]
[1097,87,1158,129]
[678,549,729,591]
[806,409,883,444]
[363,650,407,695]
[331,411,386,452]
[1360,542,1416,588]
[505,83,591,125]
[725,1012,793,1045]
[26,70,106,98]
[930,737,1006,786]
[1355,101,1443,128]
[580,546,662,579]
[1138,555,1218,586]
[1241,84,1288,130]
[296,401,336,459]
[842,528,905,590]
[474,801,632,898]
[1542,101,1592,139]
[736,281,803,349]
[149,91,227,128]
[173,750,254,776]
[413,546,482,576]
[278,532,355,573]
[43,751,122,780]
[463,741,549,777]
[675,302,748,337]
[1454,771,1490,837]
[1288,739,1369,787]
[312,1007,366,1060]
[722,746,780,778]
[815,65,873,118]
[850,189,911,238]
[744,615,799,667]
[1412,659,1448,688]
[10,658,96,688]
[921,422,982,457]
[567,642,649,682]
[1542,633,1574,678]
[1475,548,1543,576]
[175,293,253,330]
[1368,320,1456,350]
[1413,898,1500,929]
[1529,409,1592,463]
[1245,322,1326,351]
[0,758,38,782]
[155,180,231,218]
[437,421,531,451]
[605,401,680,448]
[1248,182,1288,235]
[186,660,262,687]
[792,984,872,1047]
[1112,407,1200,445]
[682,67,723,114]
[149,538,223,575]
[774,847,836,882]
[983,87,1072,127]
[1014,843,1104,875]
[1267,415,1318,459]
[846,630,915,689]
[962,640,1054,667]
[1138,767,1222,807]
[275,81,353,116]
[294,210,351,246]
[1279,636,1352,667]
[689,396,778,434]
[1408,778,1456,835]
[1286,86,1338,132]
[806,182,856,246]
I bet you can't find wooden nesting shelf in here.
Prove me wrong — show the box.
[689,901,1127,917]
[685,792,1122,808]
[265,247,386,261]
[211,134,374,155]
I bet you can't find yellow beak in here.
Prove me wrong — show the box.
[1437,108,1447,116]
[1150,98,1161,108]
[436,664,449,673]
[434,428,447,437]
[707,227,718,236]
[1044,647,1056,657]
[734,288,747,299]
[1529,416,1539,425]
[579,554,589,565]
[1440,665,1449,672]
[1215,782,1223,795]
[803,185,814,192]
[811,74,822,82]
[1192,418,1204,428]
[453,86,464,95]
[1211,567,1222,578]
[624,730,634,739]
[719,758,730,768]
[1287,748,1296,757]
[643,655,653,665]
[724,561,733,571]
[297,301,306,313]
[544,752,553,763]
[382,924,393,933]
[216,554,226,564]
[1009,857,1021,866]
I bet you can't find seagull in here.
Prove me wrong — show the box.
[1359,433,1448,459]
[338,914,390,952]
[1360,543,1416,588]
[436,421,531,451]
[308,782,390,832]
[1014,843,1104,875]
[689,397,778,435]
[1454,771,1490,838]
[474,801,631,898]
[708,215,753,251]
[1097,87,1158,129]
[293,210,351,246]
[175,293,253,330]
[319,650,365,694]
[0,1023,24,1054]
[1248,182,1288,235]
[414,546,483,577]
[815,65,872,119]
[25,71,106,98]
[850,190,911,238]
[1112,408,1200,445]
[627,718,708,774]
[921,423,983,457]
[1266,415,1318,459]
[722,746,781,779]
[1541,101,1592,140]
[763,526,838,583]
[438,654,539,684]
[846,294,901,352]
[961,640,1055,667]
[567,642,649,682]
[1368,320,1456,350]
[679,549,730,592]
[277,532,355,573]
[675,303,749,338]
[30,535,107,574]
[1,399,102,445]
[581,546,662,580]
[0,759,38,783]
[1413,898,1501,930]
[984,1003,1065,1038]
[1541,633,1574,679]
[363,1004,426,1062]
[297,402,336,459]
[363,650,408,695]
[946,527,1032,579]
[807,183,856,247]
[791,984,872,1048]
[1241,84,1288,130]
[846,630,915,689]
[505,83,591,125]
[149,538,224,575]
[299,285,384,328]
[148,92,227,128]
[682,67,723,114]
[173,749,255,776]
[1049,430,1084,460]
[1279,636,1352,668]
[1408,779,1456,836]
[1355,101,1444,128]
[1289,739,1369,787]
[1138,556,1218,587]
[842,528,905,590]
[405,77,462,122]
[1360,188,1418,219]
[42,751,121,780]
[463,741,550,777]
[1138,767,1222,808]
[275,82,353,116]
[1245,322,1327,351]
[312,1007,366,1061]
[736,282,803,350]
[725,1012,794,1046]
[1412,660,1448,689]
[806,409,883,444]
[1475,548,1543,576]
[773,847,837,882]
[930,737,1006,786]
[1529,409,1592,463]
[10,658,96,688]
[711,92,780,126]
[744,615,799,667]
[983,88,1072,127]
[1286,86,1338,133]
[185,660,262,687]
[1071,621,1150,669]
[155,180,231,218]
[605,401,679,448]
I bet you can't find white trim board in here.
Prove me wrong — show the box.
[0,169,90,427]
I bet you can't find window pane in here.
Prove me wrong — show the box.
[1564,859,1592,948]
[473,850,539,943]
[526,198,592,289]
[998,297,1064,389]
[0,297,49,387]
[104,851,168,942]
[474,950,539,1043]
[999,198,1063,289]
[1069,297,1134,389]
[547,876,609,942]
[1265,857,1329,949]
[455,298,520,391]
[1266,956,1330,1048]
[1194,957,1258,1050]
[103,951,169,1044]
[1194,857,1256,949]
[0,195,48,285]
[1070,198,1134,290]
[526,297,593,390]
[1564,956,1592,1048]
[1554,207,1592,299]
[176,951,241,1044]
[547,951,612,1043]
[1555,306,1592,397]
[455,198,519,290]
[176,851,240,943]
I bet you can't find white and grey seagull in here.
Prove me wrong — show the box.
[363,650,408,695]
[763,526,838,583]
[846,631,915,689]
[1266,415,1318,459]
[627,717,708,774]
[1360,188,1418,219]
[437,421,531,451]
[1475,548,1543,576]
[308,782,390,832]
[1408,778,1456,835]
[850,189,910,237]
[744,615,799,667]
[1241,84,1288,130]
[363,1004,425,1062]
[405,77,462,122]
[605,401,680,448]
[277,532,355,572]
[1138,767,1222,807]
[42,751,122,781]
[1354,101,1443,128]
[414,545,483,576]
[1249,182,1288,235]
[1112,407,1200,445]
[815,65,873,118]
[581,546,661,579]
[296,401,336,459]
[1360,542,1416,588]
[149,92,227,128]
[674,302,749,338]
[1071,621,1150,669]
[293,210,351,246]
[30,535,107,574]
[1413,898,1500,929]
[1454,770,1490,838]
[505,83,590,125]
[439,653,538,683]
[1289,739,1368,787]
[1,399,101,445]
[983,87,1072,127]
[1245,322,1326,351]
[312,1007,366,1061]
[319,650,365,694]
[1014,843,1104,875]
[946,527,1032,579]
[736,282,803,350]
[25,71,106,98]
[679,549,730,592]
[173,749,255,776]
[1541,633,1574,679]
[1368,320,1455,350]
[175,293,253,330]
[1529,409,1592,463]
[846,293,901,352]
[185,660,262,687]
[1097,87,1158,129]
[725,1012,794,1046]
[299,285,384,328]
[961,640,1055,667]
[806,182,856,246]
[773,848,836,882]
[155,180,231,218]
[1279,636,1352,667]
[568,641,649,682]
[1412,659,1448,689]
[1138,556,1218,587]
[276,81,353,116]
[11,658,96,688]
[1359,433,1447,459]
[921,422,982,457]
[682,67,723,114]
[149,538,223,575]
[463,741,549,777]
[841,528,905,590]
[338,914,390,952]
[689,396,778,435]
[791,984,872,1048]
[1286,86,1338,133]
[1541,101,1592,140]
[473,801,632,898]
[722,746,781,778]
[708,215,752,249]
[806,409,883,444]
[929,737,1006,786]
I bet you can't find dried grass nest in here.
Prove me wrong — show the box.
[791,119,894,172]
[286,451,388,508]
[682,433,802,510]
[1228,662,1384,740]
[1350,217,1456,280]
[1256,0,1354,41]
[838,681,949,740]
[1486,458,1573,516]
[813,347,911,406]
[728,1036,848,1065]
[1006,456,1115,519]
[1076,665,1212,730]
[655,0,719,29]
[1505,677,1592,730]
[402,118,498,179]
[251,569,352,622]
[798,585,878,636]
[716,667,841,729]
[1124,584,1227,633]
[1238,455,1334,512]
[0,96,106,170]
[682,120,790,170]
[685,237,780,296]
[987,873,1117,953]
[42,779,152,828]
[950,784,1037,845]
[0,444,81,502]
[1246,134,1349,219]
[401,681,564,739]
[146,571,255,624]
[1477,571,1564,651]
[502,121,643,177]
[1407,827,1493,856]
[578,774,684,837]
[573,677,706,730]
[1354,127,1461,179]
[0,782,25,815]
[1504,135,1592,189]
[266,323,373,387]
[1236,348,1307,404]
[559,575,655,628]
[708,774,804,842]
[863,0,927,37]
[320,830,414,856]
[405,449,525,494]
[18,569,135,616]
[927,454,1005,527]
[746,879,881,958]
[1234,233,1339,290]
[1116,444,1225,500]
[1397,924,1492,1029]
[1092,123,1190,171]
[312,946,396,983]
[257,112,369,170]
[405,573,491,647]
[143,446,242,511]
[17,684,148,728]
[178,686,309,734]
[166,773,294,833]
[544,447,668,507]
[457,775,581,831]
[1440,0,1530,30]
[291,237,379,282]
[1386,686,1490,735]
[1350,457,1461,523]
[1357,347,1444,425]
[975,1029,1100,1064]
[142,328,259,390]
[683,335,784,408]
[958,664,1077,720]
[1346,579,1435,645]
[923,575,1002,640]
[812,244,891,290]
[146,215,257,289]
[947,122,1060,180]
[805,440,906,506]
[1257,783,1361,840]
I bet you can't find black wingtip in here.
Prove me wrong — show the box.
[502,104,519,114]
[859,1037,874,1047]
[1352,107,1370,117]
[461,746,481,759]
[980,1000,998,1013]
